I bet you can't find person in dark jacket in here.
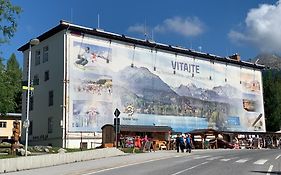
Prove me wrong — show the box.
[179,135,185,153]
[175,134,181,153]
[185,134,192,153]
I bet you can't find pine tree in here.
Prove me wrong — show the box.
[263,69,281,131]
[6,53,22,113]
[0,57,14,114]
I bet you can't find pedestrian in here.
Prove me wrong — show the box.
[134,136,141,148]
[185,134,192,153]
[175,134,181,153]
[180,135,185,153]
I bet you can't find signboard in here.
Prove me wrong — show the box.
[67,34,265,133]
[114,108,120,118]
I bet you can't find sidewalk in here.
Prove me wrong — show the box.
[0,148,125,174]
[1,148,230,174]
[2,149,204,175]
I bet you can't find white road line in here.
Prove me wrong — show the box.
[266,165,273,175]
[275,154,281,160]
[220,157,239,162]
[235,159,248,163]
[206,156,222,160]
[254,159,268,165]
[193,155,210,159]
[170,161,209,175]
[80,156,173,175]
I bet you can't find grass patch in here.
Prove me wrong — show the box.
[121,147,143,153]
[0,154,17,159]
[0,146,97,159]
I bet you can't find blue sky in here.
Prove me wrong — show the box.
[1,0,280,66]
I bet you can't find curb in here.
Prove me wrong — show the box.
[0,148,125,174]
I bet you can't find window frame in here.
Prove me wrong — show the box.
[44,70,49,81]
[30,96,34,111]
[48,117,53,133]
[0,122,7,128]
[48,90,54,106]
[35,49,41,66]
[29,121,33,135]
[33,74,39,85]
[43,45,49,63]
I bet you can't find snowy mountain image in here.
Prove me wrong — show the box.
[114,66,229,127]
[175,83,241,103]
[213,84,241,98]
[175,84,221,101]
[115,66,178,104]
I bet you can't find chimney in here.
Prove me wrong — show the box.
[229,53,241,61]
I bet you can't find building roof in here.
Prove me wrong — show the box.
[0,113,21,120]
[188,128,220,135]
[18,20,265,70]
[120,125,172,133]
[188,128,281,136]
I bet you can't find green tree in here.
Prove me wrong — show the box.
[263,69,281,131]
[6,53,22,113]
[0,0,22,44]
[0,57,14,114]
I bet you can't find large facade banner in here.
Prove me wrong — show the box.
[68,35,265,133]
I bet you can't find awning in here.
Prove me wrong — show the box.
[188,129,220,135]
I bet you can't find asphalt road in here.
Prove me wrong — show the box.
[5,149,281,175]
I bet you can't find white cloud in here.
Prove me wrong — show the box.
[127,16,204,38]
[229,1,281,53]
[154,16,204,37]
[127,24,146,34]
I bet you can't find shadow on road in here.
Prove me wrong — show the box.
[251,170,281,174]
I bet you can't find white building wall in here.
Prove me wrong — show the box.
[20,21,265,148]
[22,31,65,147]
[65,132,102,149]
[64,32,103,148]
[22,30,102,148]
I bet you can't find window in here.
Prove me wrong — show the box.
[29,121,33,135]
[44,71,49,81]
[33,74,39,85]
[43,46,49,63]
[30,96,34,111]
[48,117,53,133]
[25,92,34,111]
[48,90,53,106]
[35,50,41,65]
[0,122,7,128]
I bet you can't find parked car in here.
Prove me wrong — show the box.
[209,139,234,149]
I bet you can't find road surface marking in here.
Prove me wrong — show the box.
[275,154,281,160]
[170,161,209,175]
[254,159,268,165]
[206,156,222,160]
[220,157,239,162]
[235,159,248,163]
[80,155,183,175]
[266,165,273,175]
[193,155,210,159]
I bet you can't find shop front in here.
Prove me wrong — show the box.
[119,125,172,150]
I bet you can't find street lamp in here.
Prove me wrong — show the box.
[24,38,40,156]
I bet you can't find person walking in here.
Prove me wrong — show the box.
[185,134,192,153]
[175,134,181,153]
[180,135,185,153]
